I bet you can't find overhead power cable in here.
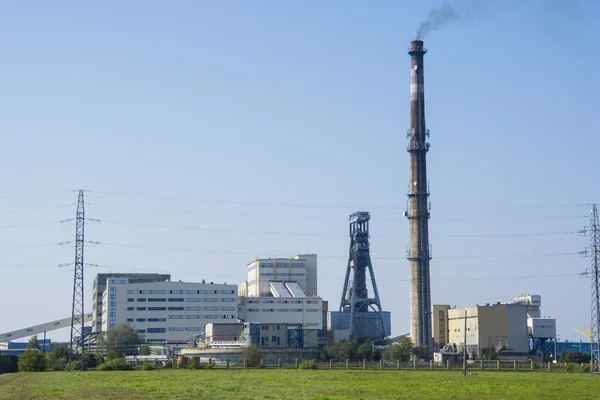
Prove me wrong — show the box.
[0,243,63,250]
[0,221,67,229]
[0,204,76,214]
[85,190,587,211]
[83,263,580,283]
[0,264,64,268]
[90,219,576,239]
[94,242,577,260]
[86,203,588,222]
[0,191,74,199]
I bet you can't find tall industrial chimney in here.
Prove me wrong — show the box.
[406,39,432,356]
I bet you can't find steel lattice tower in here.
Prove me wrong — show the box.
[339,212,387,339]
[590,205,600,371]
[68,190,85,372]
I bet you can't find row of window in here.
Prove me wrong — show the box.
[167,327,203,332]
[258,273,305,277]
[260,263,305,268]
[168,315,236,320]
[184,298,236,303]
[108,279,128,285]
[136,328,166,334]
[127,318,168,323]
[248,299,304,304]
[127,289,235,295]
[128,297,236,303]
[126,306,236,312]
[248,308,309,312]
[108,287,117,329]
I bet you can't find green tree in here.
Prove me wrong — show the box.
[384,336,414,362]
[322,340,358,362]
[18,350,47,372]
[481,346,498,360]
[560,351,591,364]
[412,345,428,360]
[357,340,374,361]
[240,345,263,367]
[46,345,69,371]
[27,336,41,351]
[138,344,152,356]
[99,324,143,357]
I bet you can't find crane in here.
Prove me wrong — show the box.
[573,327,593,342]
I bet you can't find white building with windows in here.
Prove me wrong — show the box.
[237,255,323,334]
[101,278,237,344]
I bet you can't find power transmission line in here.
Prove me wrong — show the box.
[84,263,580,283]
[90,219,576,239]
[0,243,63,250]
[94,241,577,260]
[85,203,588,222]
[0,191,74,199]
[85,190,588,211]
[0,221,68,229]
[0,204,76,214]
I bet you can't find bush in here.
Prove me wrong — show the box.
[187,359,203,370]
[47,357,67,371]
[18,350,47,372]
[581,364,591,373]
[565,363,574,373]
[298,360,317,370]
[97,358,133,371]
[137,362,155,370]
[241,346,263,367]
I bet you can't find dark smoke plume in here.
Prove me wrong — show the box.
[416,2,461,40]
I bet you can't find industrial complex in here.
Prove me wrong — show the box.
[1,39,598,369]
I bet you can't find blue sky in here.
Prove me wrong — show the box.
[0,0,599,343]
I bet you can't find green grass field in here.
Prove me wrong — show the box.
[1,369,598,400]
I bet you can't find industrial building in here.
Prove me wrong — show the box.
[237,254,324,332]
[239,254,317,298]
[0,339,53,356]
[447,303,529,359]
[101,278,237,344]
[203,322,314,348]
[92,273,171,332]
[435,294,557,361]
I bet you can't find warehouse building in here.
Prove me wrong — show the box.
[446,302,529,357]
[101,278,237,344]
[434,294,556,361]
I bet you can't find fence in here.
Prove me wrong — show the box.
[173,356,595,373]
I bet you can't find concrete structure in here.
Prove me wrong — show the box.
[432,304,450,351]
[405,39,432,356]
[101,278,237,344]
[447,303,528,357]
[0,313,93,343]
[92,273,171,332]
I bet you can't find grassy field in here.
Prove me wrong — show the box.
[1,369,598,400]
